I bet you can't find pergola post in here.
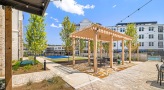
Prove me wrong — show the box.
[122,39,124,65]
[93,31,98,72]
[109,35,113,68]
[72,38,75,65]
[5,6,12,90]
[129,41,132,63]
[100,41,102,59]
[88,40,91,65]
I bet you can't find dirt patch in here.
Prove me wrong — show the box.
[60,60,137,79]
[13,76,74,90]
[13,63,49,75]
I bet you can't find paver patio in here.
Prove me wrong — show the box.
[11,57,164,90]
[78,61,164,90]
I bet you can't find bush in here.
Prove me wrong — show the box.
[12,61,21,71]
[19,58,23,62]
[24,65,32,72]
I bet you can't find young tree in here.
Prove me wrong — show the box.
[102,42,109,57]
[125,23,139,52]
[79,39,86,55]
[25,14,47,64]
[60,16,76,57]
[125,23,140,60]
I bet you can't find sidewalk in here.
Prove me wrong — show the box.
[37,57,102,89]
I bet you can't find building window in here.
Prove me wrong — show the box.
[149,42,154,46]
[120,43,122,47]
[158,34,163,40]
[158,26,163,32]
[139,42,144,46]
[139,34,144,39]
[158,42,163,48]
[114,43,116,47]
[120,28,122,32]
[139,27,144,31]
[149,27,154,31]
[149,34,154,39]
[123,28,125,32]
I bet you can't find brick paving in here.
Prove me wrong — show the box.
[12,57,164,90]
[78,61,164,90]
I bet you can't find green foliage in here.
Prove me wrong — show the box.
[90,41,94,53]
[12,61,21,71]
[24,65,32,72]
[19,58,23,62]
[25,14,47,62]
[60,16,76,54]
[125,23,139,52]
[102,42,109,53]
[80,39,86,53]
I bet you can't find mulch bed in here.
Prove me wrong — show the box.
[13,63,49,75]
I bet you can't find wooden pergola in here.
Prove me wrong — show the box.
[70,24,132,72]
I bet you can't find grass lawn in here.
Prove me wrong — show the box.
[13,76,74,90]
[46,56,88,63]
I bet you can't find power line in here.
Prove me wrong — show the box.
[119,0,153,23]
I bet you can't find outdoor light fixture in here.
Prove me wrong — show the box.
[26,5,29,8]
[42,2,45,6]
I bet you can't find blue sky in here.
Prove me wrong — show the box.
[23,0,164,45]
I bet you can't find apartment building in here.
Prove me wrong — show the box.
[45,45,65,56]
[75,19,164,57]
[0,6,23,75]
[107,21,164,52]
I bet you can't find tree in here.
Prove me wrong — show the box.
[79,39,86,55]
[125,23,139,52]
[90,41,94,53]
[60,16,76,57]
[102,42,109,57]
[25,14,47,64]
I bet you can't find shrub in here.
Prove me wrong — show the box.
[23,65,32,72]
[12,61,21,71]
[19,58,23,62]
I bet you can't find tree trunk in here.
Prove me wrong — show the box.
[34,53,36,65]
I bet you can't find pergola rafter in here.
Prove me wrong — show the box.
[70,24,132,72]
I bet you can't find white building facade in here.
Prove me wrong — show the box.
[75,19,164,58]
[45,45,65,56]
[0,6,23,76]
[107,21,164,52]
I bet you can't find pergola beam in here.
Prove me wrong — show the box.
[109,35,113,68]
[72,38,75,65]
[93,31,98,72]
[129,41,132,63]
[122,38,124,65]
[88,40,91,65]
[5,6,12,90]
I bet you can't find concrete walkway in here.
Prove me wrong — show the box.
[12,57,164,90]
[36,57,102,89]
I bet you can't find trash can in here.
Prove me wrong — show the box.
[117,60,121,64]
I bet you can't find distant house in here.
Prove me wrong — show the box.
[45,45,65,56]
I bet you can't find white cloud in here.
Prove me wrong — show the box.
[50,23,62,28]
[112,5,117,8]
[52,0,95,15]
[44,13,48,16]
[50,17,59,22]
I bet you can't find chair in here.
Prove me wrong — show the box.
[156,64,164,83]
